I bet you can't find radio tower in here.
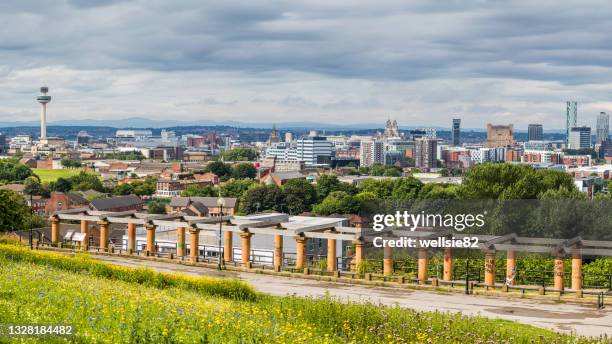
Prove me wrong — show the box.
[37,86,51,140]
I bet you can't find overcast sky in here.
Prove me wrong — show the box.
[1,0,612,129]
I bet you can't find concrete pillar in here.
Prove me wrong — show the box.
[176,227,186,257]
[50,218,60,245]
[98,220,109,251]
[127,223,136,252]
[571,253,582,291]
[189,228,199,262]
[484,252,496,286]
[274,234,283,271]
[417,248,428,284]
[295,236,306,269]
[354,240,365,271]
[224,231,233,262]
[145,224,156,254]
[383,245,393,276]
[327,238,337,272]
[240,232,252,267]
[443,248,452,281]
[554,256,565,291]
[506,250,517,285]
[80,219,89,250]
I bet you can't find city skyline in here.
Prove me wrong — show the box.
[2,1,612,128]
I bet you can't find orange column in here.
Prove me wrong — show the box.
[274,234,284,271]
[127,223,136,252]
[443,248,453,281]
[240,232,252,267]
[176,226,186,257]
[571,253,582,291]
[506,250,517,285]
[327,237,337,272]
[189,228,199,262]
[484,252,496,286]
[554,256,565,291]
[145,224,156,254]
[353,240,365,271]
[50,218,60,245]
[295,236,306,268]
[383,245,393,276]
[417,248,428,284]
[80,219,89,250]
[223,231,233,262]
[98,220,109,251]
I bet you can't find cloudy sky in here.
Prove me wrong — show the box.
[1,0,612,129]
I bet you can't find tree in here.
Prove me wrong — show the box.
[132,177,157,196]
[222,148,258,161]
[181,184,217,197]
[69,172,105,192]
[24,177,50,198]
[49,178,72,193]
[383,167,402,177]
[0,159,34,183]
[282,179,317,214]
[220,179,256,198]
[370,164,386,176]
[60,159,82,168]
[315,174,357,201]
[390,177,423,200]
[114,183,134,195]
[240,184,284,214]
[358,179,395,199]
[147,200,167,214]
[232,163,257,179]
[419,183,459,199]
[204,161,233,179]
[313,191,360,215]
[104,151,145,160]
[459,163,576,199]
[0,189,31,232]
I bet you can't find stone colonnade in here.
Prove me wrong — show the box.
[48,218,586,291]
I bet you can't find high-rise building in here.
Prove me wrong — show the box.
[566,101,578,145]
[596,112,609,144]
[296,131,333,166]
[527,124,543,141]
[284,132,293,143]
[452,118,461,146]
[568,126,591,150]
[486,124,514,148]
[414,137,437,170]
[359,139,385,167]
[36,86,51,140]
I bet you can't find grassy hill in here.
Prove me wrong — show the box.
[0,245,599,343]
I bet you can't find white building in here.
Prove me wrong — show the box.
[296,131,333,166]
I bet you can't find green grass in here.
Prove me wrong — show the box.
[32,169,85,183]
[0,245,603,343]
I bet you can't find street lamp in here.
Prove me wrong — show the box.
[217,195,226,270]
[29,189,33,250]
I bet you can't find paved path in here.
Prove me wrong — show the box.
[94,255,612,338]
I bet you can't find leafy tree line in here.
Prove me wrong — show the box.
[103,151,145,161]
[221,148,258,161]
[198,161,257,181]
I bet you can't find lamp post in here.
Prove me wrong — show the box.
[29,189,33,250]
[217,195,226,270]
